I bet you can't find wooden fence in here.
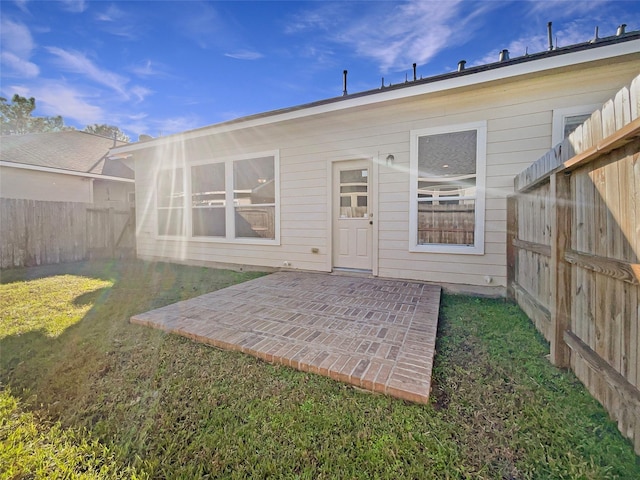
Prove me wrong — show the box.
[0,199,135,269]
[418,203,475,245]
[507,74,640,454]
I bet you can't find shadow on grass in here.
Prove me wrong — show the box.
[1,259,269,477]
[72,286,113,307]
[0,259,121,285]
[1,260,266,398]
[432,295,639,476]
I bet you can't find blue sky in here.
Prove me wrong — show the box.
[1,0,638,140]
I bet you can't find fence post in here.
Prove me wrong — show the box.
[549,171,572,368]
[506,194,517,299]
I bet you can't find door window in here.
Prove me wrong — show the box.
[339,169,368,218]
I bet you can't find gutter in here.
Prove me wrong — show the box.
[0,161,135,183]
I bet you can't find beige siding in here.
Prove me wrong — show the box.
[0,167,92,202]
[133,55,640,292]
[93,179,134,207]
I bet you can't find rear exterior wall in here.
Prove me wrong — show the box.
[0,167,93,203]
[132,56,640,293]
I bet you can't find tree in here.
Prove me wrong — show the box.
[0,94,69,135]
[83,124,130,143]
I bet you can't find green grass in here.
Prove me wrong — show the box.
[0,388,142,479]
[1,274,113,338]
[1,260,638,479]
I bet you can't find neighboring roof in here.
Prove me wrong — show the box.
[1,130,133,180]
[112,30,640,155]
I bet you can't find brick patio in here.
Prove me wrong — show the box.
[131,271,441,403]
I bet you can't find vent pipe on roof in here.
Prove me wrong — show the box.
[413,63,417,81]
[590,26,600,43]
[499,49,509,62]
[342,70,348,96]
[457,60,466,72]
[617,24,627,36]
[547,21,554,50]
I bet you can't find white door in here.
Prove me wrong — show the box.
[332,160,372,271]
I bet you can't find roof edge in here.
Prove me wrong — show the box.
[112,34,640,155]
[0,160,135,183]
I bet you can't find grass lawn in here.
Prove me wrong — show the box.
[1,260,638,479]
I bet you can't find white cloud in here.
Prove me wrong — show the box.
[284,3,346,34]
[128,113,148,122]
[341,1,470,73]
[1,52,39,78]
[130,59,166,77]
[121,114,202,138]
[286,0,499,74]
[0,19,39,78]
[224,50,264,60]
[59,0,87,14]
[179,3,225,49]
[46,47,130,98]
[10,81,104,125]
[131,85,153,103]
[95,4,137,39]
[552,22,600,48]
[527,0,610,18]
[14,0,30,14]
[156,116,202,135]
[1,19,36,58]
[95,3,125,22]
[471,21,602,67]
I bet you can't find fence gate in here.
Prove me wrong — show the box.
[86,207,136,259]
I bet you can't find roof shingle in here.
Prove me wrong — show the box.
[0,130,132,179]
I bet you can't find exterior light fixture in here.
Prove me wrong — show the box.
[386,154,395,165]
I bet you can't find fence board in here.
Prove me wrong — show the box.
[631,76,639,120]
[565,250,639,284]
[614,87,631,129]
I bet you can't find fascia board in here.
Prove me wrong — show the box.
[0,161,135,183]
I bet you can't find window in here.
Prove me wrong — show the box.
[177,151,279,243]
[157,168,184,236]
[562,114,591,139]
[192,163,226,237]
[551,105,599,147]
[409,122,486,254]
[234,156,276,239]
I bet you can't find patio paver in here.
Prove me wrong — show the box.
[131,271,441,403]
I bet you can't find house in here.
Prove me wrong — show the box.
[0,130,134,206]
[110,29,640,295]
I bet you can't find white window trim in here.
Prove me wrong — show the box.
[156,166,187,239]
[551,104,600,147]
[186,150,280,245]
[409,121,487,255]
